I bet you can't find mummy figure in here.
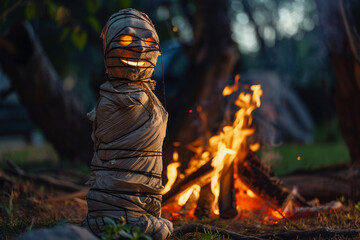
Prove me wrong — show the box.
[82,9,173,240]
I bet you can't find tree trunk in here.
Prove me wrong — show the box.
[315,0,360,164]
[161,0,239,211]
[0,22,93,163]
[163,0,238,169]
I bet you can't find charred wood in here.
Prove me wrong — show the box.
[219,163,238,219]
[179,191,198,216]
[195,183,214,218]
[162,161,213,204]
[237,152,294,207]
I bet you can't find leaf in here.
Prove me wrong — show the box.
[118,231,134,239]
[44,0,57,19]
[86,0,101,14]
[71,27,88,50]
[57,219,69,225]
[87,16,101,33]
[0,0,9,22]
[25,2,38,20]
[103,217,117,227]
[120,0,131,9]
[60,27,71,41]
[0,205,9,212]
[55,5,70,26]
[355,202,360,212]
[140,234,153,240]
[122,225,132,233]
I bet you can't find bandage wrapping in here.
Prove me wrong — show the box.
[82,9,173,240]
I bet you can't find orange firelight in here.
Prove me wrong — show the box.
[162,75,285,222]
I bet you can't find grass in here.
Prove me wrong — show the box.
[260,141,350,176]
[0,143,59,170]
[0,217,67,239]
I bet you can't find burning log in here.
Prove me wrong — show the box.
[194,183,214,218]
[179,191,199,216]
[162,83,309,221]
[162,161,213,204]
[236,151,292,207]
[218,163,237,218]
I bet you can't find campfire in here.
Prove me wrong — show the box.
[161,75,339,223]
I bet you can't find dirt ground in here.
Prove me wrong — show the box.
[1,174,360,240]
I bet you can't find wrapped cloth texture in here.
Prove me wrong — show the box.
[82,9,173,240]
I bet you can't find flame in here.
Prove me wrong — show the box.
[162,162,180,194]
[246,189,256,198]
[233,177,285,222]
[162,76,284,222]
[173,150,179,161]
[223,74,240,96]
[177,185,201,206]
[249,142,260,152]
[162,149,181,194]
[207,83,263,213]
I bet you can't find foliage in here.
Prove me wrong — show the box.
[100,217,152,240]
[0,191,14,219]
[199,228,221,240]
[355,202,360,212]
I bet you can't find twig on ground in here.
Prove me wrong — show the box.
[172,223,265,240]
[265,200,301,230]
[5,159,88,192]
[50,189,89,202]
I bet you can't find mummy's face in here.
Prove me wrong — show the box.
[102,9,160,81]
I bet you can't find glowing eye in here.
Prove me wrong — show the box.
[118,35,135,46]
[144,37,157,47]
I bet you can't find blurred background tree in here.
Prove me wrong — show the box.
[0,0,355,175]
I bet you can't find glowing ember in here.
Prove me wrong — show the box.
[249,142,260,152]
